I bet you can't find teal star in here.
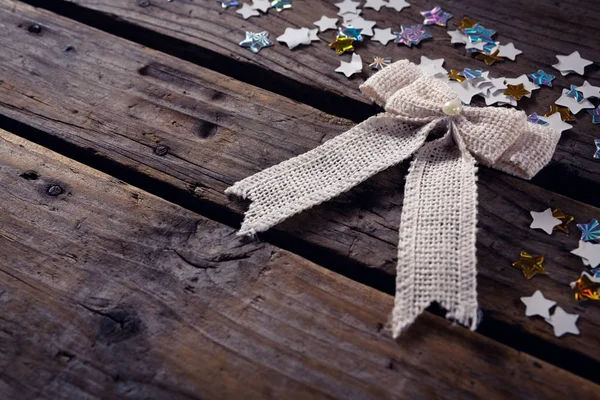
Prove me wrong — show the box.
[528,70,555,87]
[588,106,600,125]
[594,139,600,159]
[271,0,291,11]
[216,0,239,8]
[239,31,273,53]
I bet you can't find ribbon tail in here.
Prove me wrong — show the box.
[226,115,435,236]
[392,133,479,338]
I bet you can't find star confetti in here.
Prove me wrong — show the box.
[386,0,410,12]
[527,113,549,125]
[553,51,593,76]
[475,50,503,66]
[570,272,600,301]
[545,105,575,121]
[335,53,362,77]
[552,208,574,233]
[370,56,392,70]
[566,85,585,102]
[364,0,387,11]
[448,69,466,82]
[577,81,600,99]
[277,27,312,50]
[577,219,600,242]
[455,16,477,30]
[512,251,547,279]
[329,36,355,55]
[528,70,555,87]
[394,25,432,47]
[546,307,579,337]
[504,84,530,101]
[538,113,572,134]
[314,16,338,32]
[460,68,483,80]
[271,0,292,12]
[217,0,238,8]
[448,30,468,44]
[335,0,360,14]
[530,208,561,235]
[595,139,600,159]
[350,17,376,37]
[371,28,397,45]
[497,43,522,61]
[237,3,260,18]
[239,31,273,53]
[420,6,453,27]
[571,240,600,268]
[556,88,594,114]
[521,290,556,318]
[418,56,447,77]
[251,0,271,12]
[588,106,600,124]
[338,25,363,41]
[505,75,539,96]
[447,80,485,104]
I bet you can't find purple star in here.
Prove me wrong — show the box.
[420,6,453,27]
[527,113,549,125]
[394,25,432,47]
[589,107,600,125]
[528,70,555,87]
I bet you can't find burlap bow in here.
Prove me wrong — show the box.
[226,60,561,337]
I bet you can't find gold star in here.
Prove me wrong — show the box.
[475,50,503,66]
[552,208,574,233]
[504,83,531,101]
[456,16,478,31]
[448,69,466,82]
[544,105,575,122]
[329,36,355,55]
[571,273,600,301]
[512,251,547,279]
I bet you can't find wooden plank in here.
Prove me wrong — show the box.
[3,129,599,399]
[43,0,600,203]
[0,0,599,373]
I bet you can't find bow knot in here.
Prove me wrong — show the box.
[226,60,560,337]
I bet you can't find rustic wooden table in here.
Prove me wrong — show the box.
[1,0,599,398]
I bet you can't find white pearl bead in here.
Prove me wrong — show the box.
[442,99,463,116]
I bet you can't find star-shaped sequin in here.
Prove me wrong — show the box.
[394,25,432,47]
[271,0,291,12]
[566,84,585,102]
[217,0,239,8]
[239,31,273,53]
[570,272,600,301]
[504,84,530,101]
[538,113,573,134]
[369,56,392,70]
[338,25,363,41]
[528,70,555,87]
[455,16,477,31]
[527,113,549,125]
[371,28,397,45]
[329,36,355,55]
[588,106,600,124]
[475,50,503,66]
[420,6,453,27]
[448,69,466,82]
[460,68,483,80]
[553,51,593,76]
[577,219,600,242]
[512,251,547,279]
[552,208,574,233]
[595,139,600,159]
[521,290,556,318]
[530,208,561,235]
[544,105,575,122]
[546,307,579,337]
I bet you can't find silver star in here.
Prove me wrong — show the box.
[576,81,600,99]
[497,42,522,61]
[371,28,397,45]
[571,240,600,268]
[553,51,593,76]
[341,11,362,22]
[545,307,579,337]
[530,208,562,235]
[538,113,572,134]
[521,290,556,319]
[334,0,360,14]
[236,3,260,19]
[313,16,338,32]
[447,30,468,44]
[418,56,447,77]
[308,28,320,42]
[335,53,362,78]
[239,31,273,53]
[386,0,410,12]
[277,27,311,50]
[251,0,271,12]
[447,80,485,105]
[350,17,376,36]
[364,0,387,11]
[555,88,594,114]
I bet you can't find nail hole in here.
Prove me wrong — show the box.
[154,145,169,156]
[27,24,42,34]
[20,171,40,181]
[47,185,63,196]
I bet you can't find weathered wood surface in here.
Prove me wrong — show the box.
[5,128,599,399]
[1,0,599,372]
[54,0,600,204]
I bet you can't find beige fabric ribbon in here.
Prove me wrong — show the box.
[226,60,561,337]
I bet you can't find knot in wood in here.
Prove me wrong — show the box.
[137,0,151,7]
[47,185,63,196]
[28,24,42,34]
[154,145,169,156]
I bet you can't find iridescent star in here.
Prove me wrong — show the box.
[239,31,273,53]
[329,36,355,55]
[459,68,483,80]
[369,56,392,70]
[588,106,600,124]
[338,25,363,41]
[595,139,600,159]
[528,70,555,87]
[527,113,549,125]
[464,24,496,43]
[217,0,239,8]
[271,0,291,12]
[577,219,600,242]
[394,25,432,47]
[512,251,547,279]
[566,84,585,102]
[552,208,574,233]
[571,272,600,301]
[420,6,453,27]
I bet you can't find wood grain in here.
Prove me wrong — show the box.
[4,128,599,399]
[0,0,599,372]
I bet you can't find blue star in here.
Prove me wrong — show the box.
[566,84,585,102]
[239,31,273,53]
[464,24,496,43]
[271,0,292,12]
[588,106,600,125]
[528,70,555,87]
[338,25,363,41]
[460,68,483,80]
[594,139,600,159]
[394,25,432,47]
[217,0,239,8]
[577,219,600,242]
[527,113,549,125]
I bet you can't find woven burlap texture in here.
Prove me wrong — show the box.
[226,60,561,337]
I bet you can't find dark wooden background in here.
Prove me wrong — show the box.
[0,0,599,398]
